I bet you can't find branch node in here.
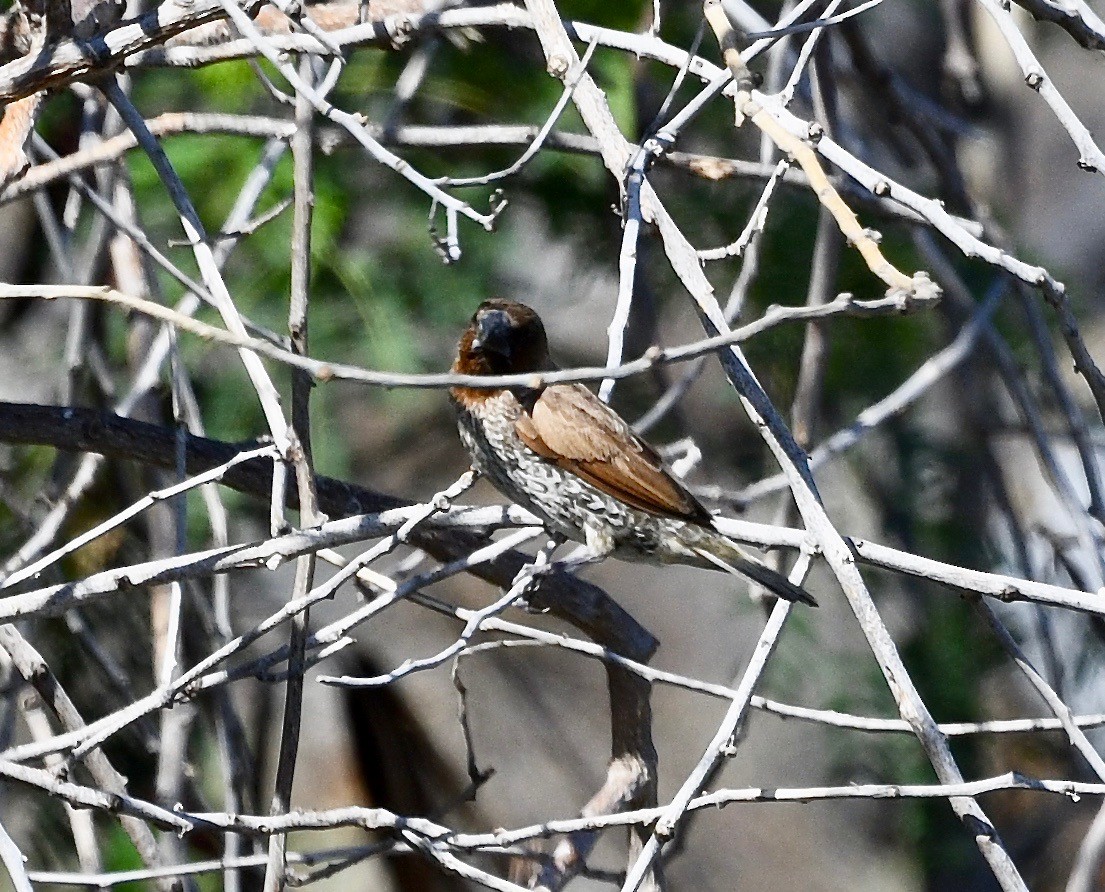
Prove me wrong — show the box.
[385,14,413,49]
[546,53,569,78]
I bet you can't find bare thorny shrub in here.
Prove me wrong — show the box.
[1,0,1105,888]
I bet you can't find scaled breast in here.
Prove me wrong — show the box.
[454,390,684,559]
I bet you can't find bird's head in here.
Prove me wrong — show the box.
[455,300,553,375]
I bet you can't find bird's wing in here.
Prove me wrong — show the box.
[515,384,712,523]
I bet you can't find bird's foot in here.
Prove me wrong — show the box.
[507,534,568,610]
[549,545,607,576]
[511,538,616,613]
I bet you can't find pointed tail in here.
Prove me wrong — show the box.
[693,547,818,607]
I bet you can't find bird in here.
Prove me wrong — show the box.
[449,299,816,606]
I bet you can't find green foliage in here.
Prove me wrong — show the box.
[99,824,222,891]
[98,823,144,892]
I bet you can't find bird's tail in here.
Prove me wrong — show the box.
[693,546,818,607]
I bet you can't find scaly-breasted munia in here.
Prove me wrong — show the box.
[449,299,816,606]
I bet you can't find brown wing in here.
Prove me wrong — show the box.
[515,384,712,523]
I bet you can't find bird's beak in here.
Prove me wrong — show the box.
[473,309,513,357]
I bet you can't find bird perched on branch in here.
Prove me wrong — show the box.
[449,299,816,606]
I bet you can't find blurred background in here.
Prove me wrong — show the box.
[2,0,1105,889]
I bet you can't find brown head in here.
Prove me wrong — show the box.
[452,300,555,377]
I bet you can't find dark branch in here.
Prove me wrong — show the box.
[0,400,659,662]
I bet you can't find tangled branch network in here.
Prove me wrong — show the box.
[1,0,1105,889]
